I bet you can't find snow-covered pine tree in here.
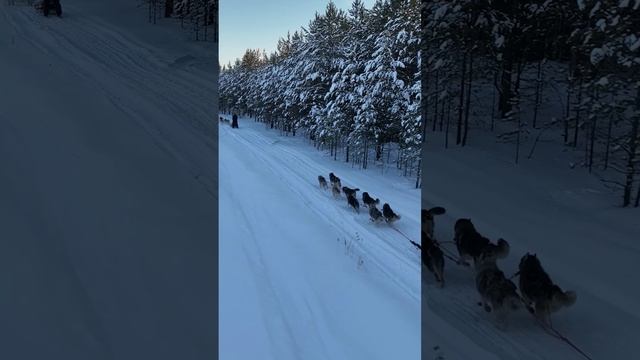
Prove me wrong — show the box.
[219,0,423,181]
[579,0,640,206]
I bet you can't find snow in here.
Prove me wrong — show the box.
[0,1,217,359]
[626,34,640,51]
[589,1,601,17]
[577,0,587,11]
[434,4,448,21]
[218,117,421,360]
[423,130,640,360]
[596,76,609,86]
[590,47,606,65]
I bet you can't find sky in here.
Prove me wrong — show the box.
[219,0,376,67]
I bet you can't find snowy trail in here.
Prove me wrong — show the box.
[423,138,640,359]
[219,118,421,360]
[1,1,217,359]
[2,2,218,190]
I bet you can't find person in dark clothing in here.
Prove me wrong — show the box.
[231,113,239,128]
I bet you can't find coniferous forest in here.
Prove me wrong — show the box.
[220,0,422,186]
[143,0,218,42]
[422,0,640,207]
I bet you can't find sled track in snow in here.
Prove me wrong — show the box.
[422,199,592,360]
[221,124,422,302]
[4,5,218,196]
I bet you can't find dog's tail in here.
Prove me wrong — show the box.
[428,206,446,216]
[555,289,577,308]
[496,238,510,259]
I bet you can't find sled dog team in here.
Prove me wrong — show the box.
[422,207,577,327]
[318,173,401,225]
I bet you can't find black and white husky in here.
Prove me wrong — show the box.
[329,172,341,188]
[475,250,521,328]
[347,194,360,213]
[369,205,384,223]
[382,203,400,224]
[422,206,446,239]
[518,253,577,324]
[342,186,360,198]
[362,192,380,208]
[454,219,509,266]
[318,175,328,190]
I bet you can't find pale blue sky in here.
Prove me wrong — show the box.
[219,0,375,67]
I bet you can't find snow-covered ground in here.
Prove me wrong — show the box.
[0,1,217,358]
[218,116,421,360]
[423,131,640,359]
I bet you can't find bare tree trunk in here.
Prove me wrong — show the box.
[439,92,445,131]
[165,0,174,17]
[625,89,640,206]
[623,115,639,207]
[588,89,598,173]
[456,51,467,145]
[532,58,543,129]
[514,88,521,164]
[376,143,383,162]
[445,98,451,149]
[415,158,421,189]
[491,71,497,131]
[573,77,583,148]
[363,139,368,170]
[433,70,439,132]
[462,52,473,146]
[604,111,613,170]
[499,49,513,118]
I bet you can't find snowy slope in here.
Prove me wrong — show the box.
[0,1,217,359]
[219,117,421,360]
[423,133,640,360]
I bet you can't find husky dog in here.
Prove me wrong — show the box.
[454,219,509,266]
[475,250,521,328]
[369,205,384,223]
[329,173,342,188]
[421,231,445,287]
[347,194,360,213]
[342,186,360,198]
[518,253,577,324]
[318,175,328,190]
[331,184,341,198]
[362,192,380,208]
[382,203,401,224]
[422,206,446,240]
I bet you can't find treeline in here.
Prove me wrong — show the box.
[220,0,422,186]
[422,0,640,207]
[142,0,218,42]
